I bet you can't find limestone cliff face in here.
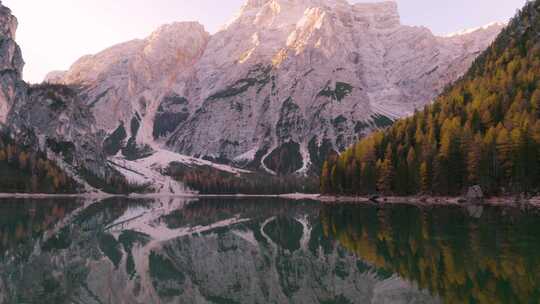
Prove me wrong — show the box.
[0,1,111,190]
[47,0,504,174]
[0,1,24,124]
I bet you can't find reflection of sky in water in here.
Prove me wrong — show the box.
[0,197,538,303]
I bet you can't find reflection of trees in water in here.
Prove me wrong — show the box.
[322,204,540,304]
[0,198,82,259]
[161,198,320,229]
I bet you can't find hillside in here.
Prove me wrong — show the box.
[321,0,540,196]
[46,0,502,175]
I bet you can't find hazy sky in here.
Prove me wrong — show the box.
[3,0,527,83]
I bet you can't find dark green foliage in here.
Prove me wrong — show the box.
[46,138,75,164]
[205,296,240,304]
[322,1,540,196]
[318,82,353,102]
[322,203,540,304]
[98,233,122,269]
[123,114,154,160]
[42,228,71,252]
[118,230,150,251]
[153,95,190,139]
[121,138,154,161]
[166,162,318,195]
[276,97,304,141]
[130,115,140,138]
[263,217,303,252]
[308,137,337,174]
[208,65,272,100]
[263,142,304,175]
[153,112,189,139]
[103,123,127,156]
[119,230,150,278]
[77,165,149,194]
[0,130,80,194]
[354,120,370,133]
[370,114,394,129]
[320,295,353,304]
[149,251,185,297]
[29,83,77,112]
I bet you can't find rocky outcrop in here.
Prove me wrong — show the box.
[0,1,24,124]
[0,2,120,192]
[466,185,484,203]
[7,83,110,183]
[47,0,504,174]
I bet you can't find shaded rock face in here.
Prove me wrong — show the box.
[47,0,504,173]
[47,22,210,146]
[0,3,111,187]
[153,94,190,139]
[0,2,24,124]
[7,84,109,179]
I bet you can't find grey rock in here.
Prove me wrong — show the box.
[45,0,504,173]
[466,185,484,202]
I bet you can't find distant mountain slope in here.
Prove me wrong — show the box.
[47,0,503,175]
[321,0,540,196]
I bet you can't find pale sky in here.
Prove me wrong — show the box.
[3,0,527,84]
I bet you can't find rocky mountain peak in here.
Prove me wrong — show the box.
[43,0,504,177]
[143,21,209,65]
[0,1,24,123]
[0,2,23,75]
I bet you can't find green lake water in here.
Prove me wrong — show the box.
[0,197,537,304]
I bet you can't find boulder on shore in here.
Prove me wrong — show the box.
[466,185,484,203]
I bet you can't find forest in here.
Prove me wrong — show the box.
[166,162,319,195]
[0,130,80,194]
[321,0,540,196]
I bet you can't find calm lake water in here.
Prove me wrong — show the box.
[0,197,538,304]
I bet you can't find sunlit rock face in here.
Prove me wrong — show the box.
[47,0,504,173]
[46,22,210,146]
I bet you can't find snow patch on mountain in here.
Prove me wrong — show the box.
[109,148,251,194]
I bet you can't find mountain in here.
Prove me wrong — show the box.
[0,4,86,193]
[46,0,503,176]
[321,0,540,196]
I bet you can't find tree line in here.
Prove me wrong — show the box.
[166,162,318,195]
[321,0,540,196]
[0,131,79,193]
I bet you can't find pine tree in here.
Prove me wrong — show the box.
[377,147,394,194]
[420,162,431,194]
[320,161,332,194]
[321,1,540,196]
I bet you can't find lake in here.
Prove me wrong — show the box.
[0,197,538,304]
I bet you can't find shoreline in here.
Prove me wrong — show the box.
[317,195,540,207]
[1,192,539,207]
[0,192,321,200]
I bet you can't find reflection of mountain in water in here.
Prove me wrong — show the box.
[0,198,438,304]
[322,204,540,304]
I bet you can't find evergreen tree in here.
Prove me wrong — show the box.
[321,0,540,196]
